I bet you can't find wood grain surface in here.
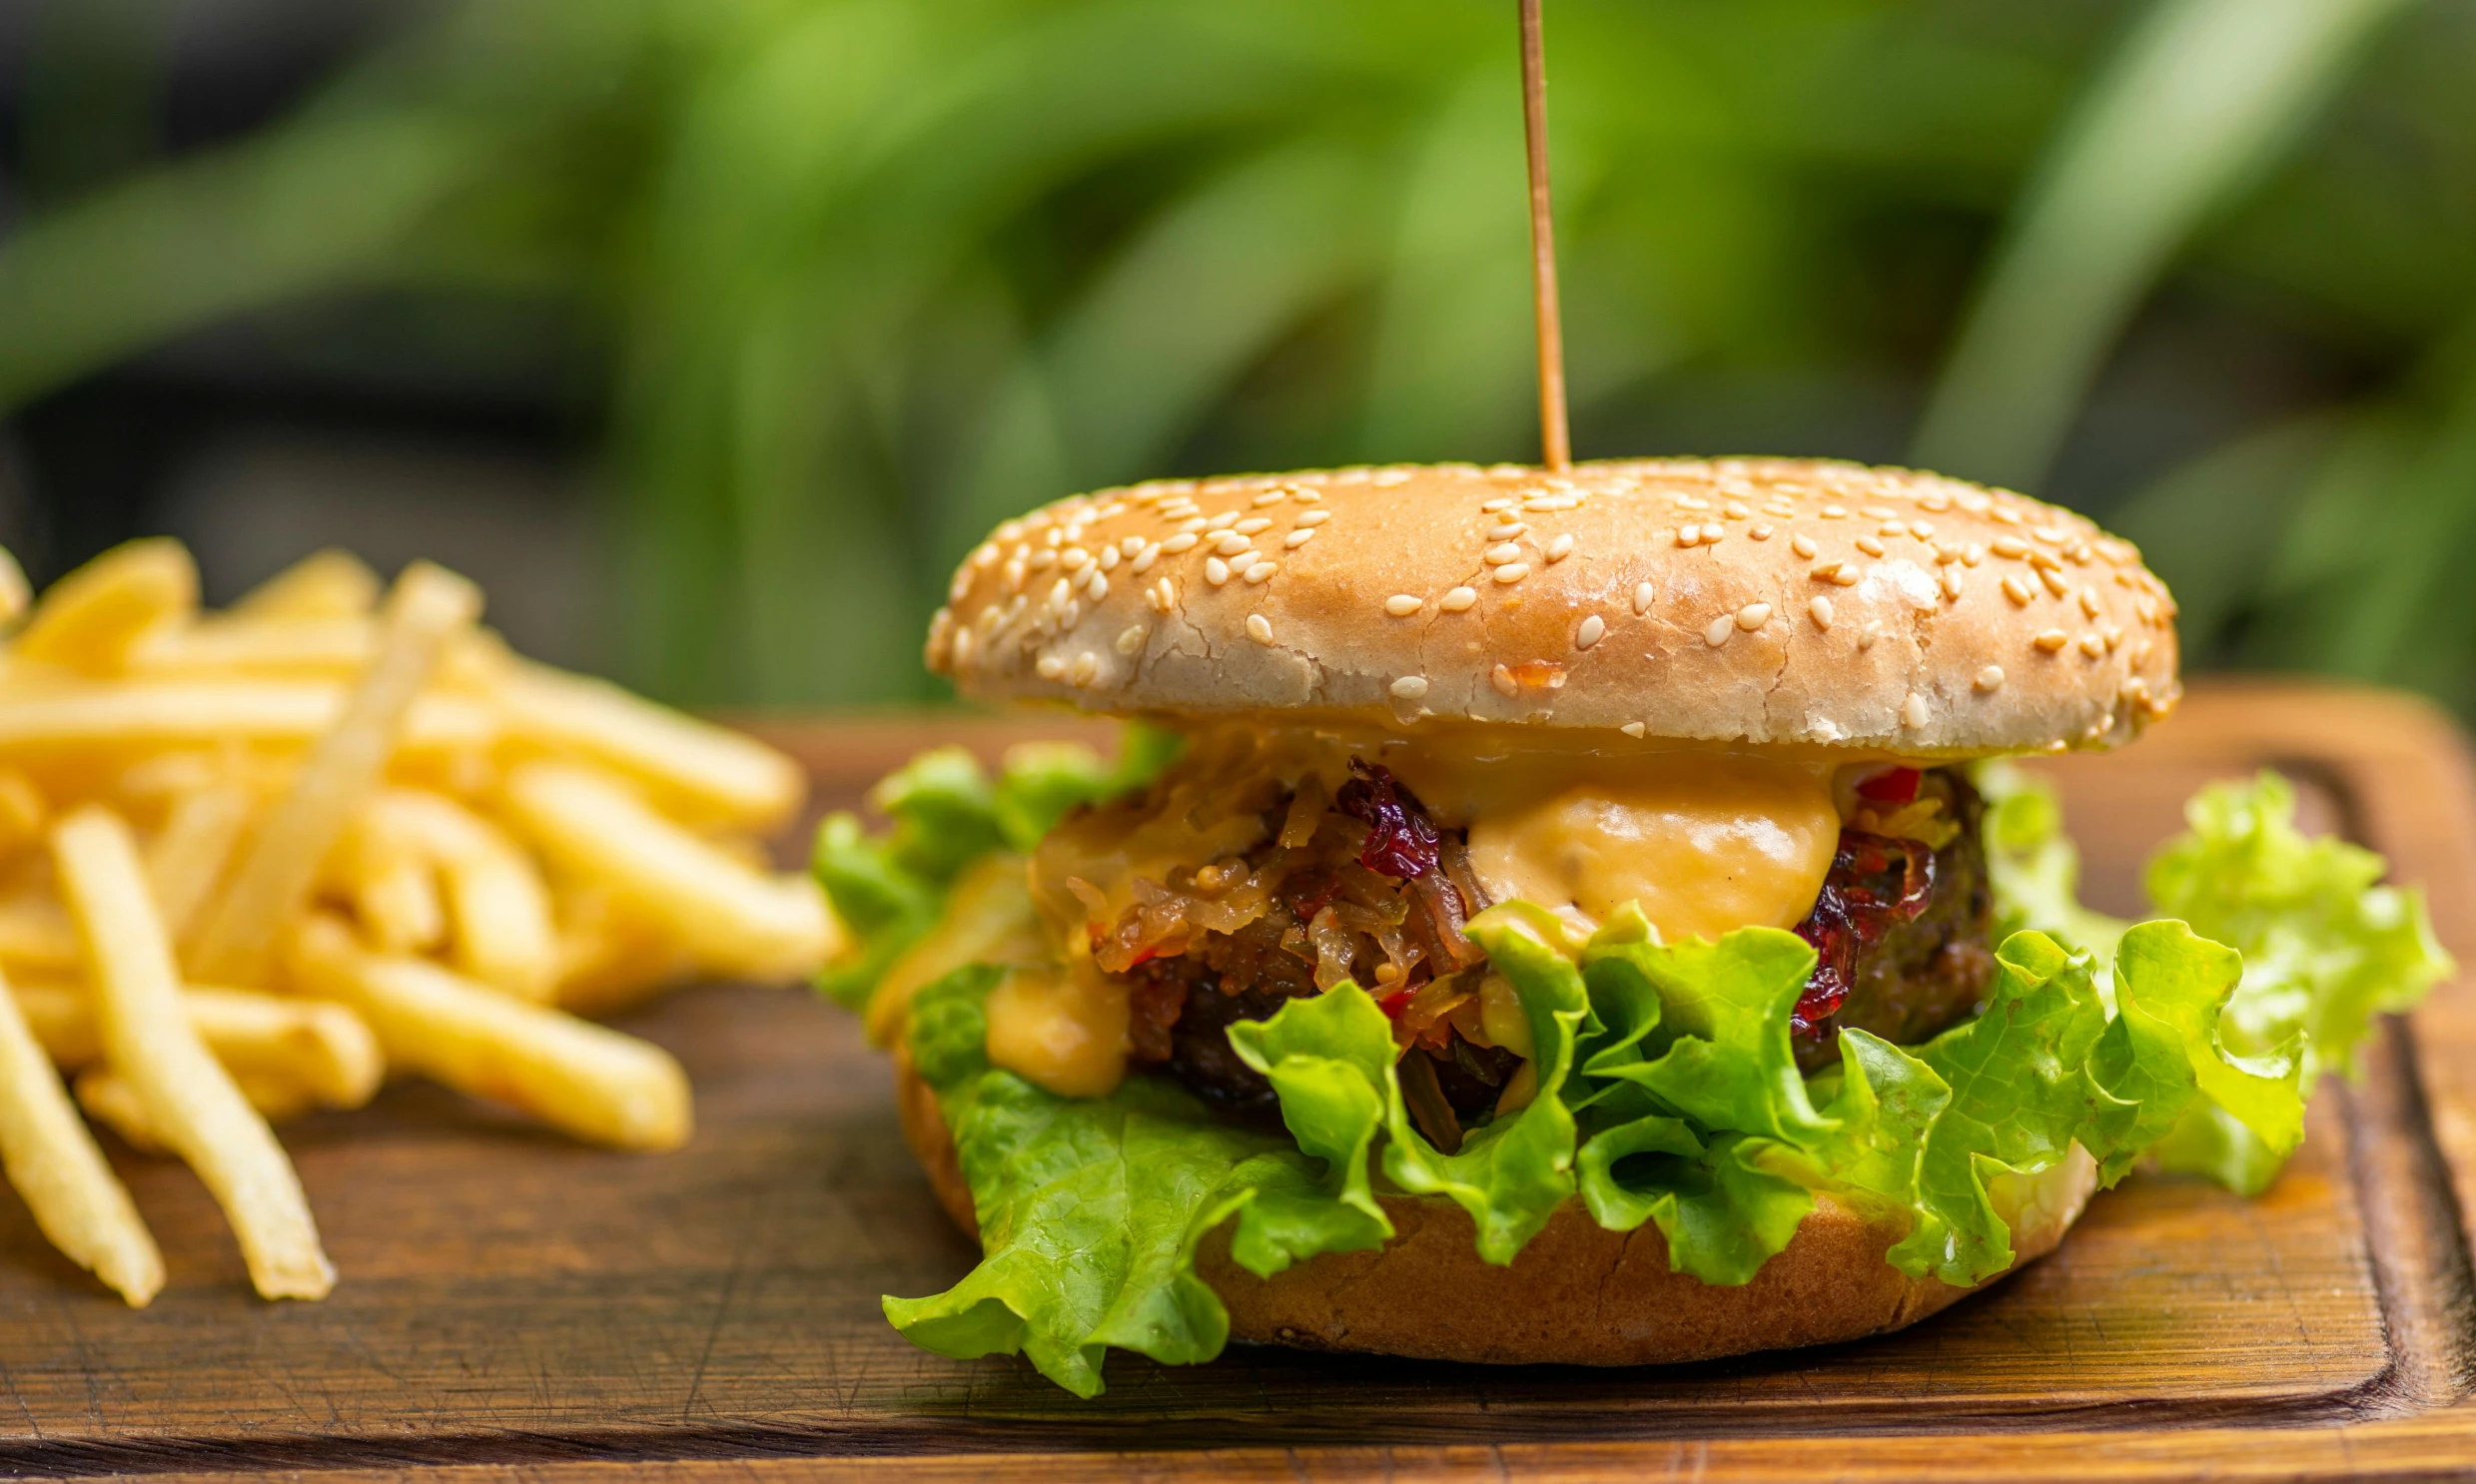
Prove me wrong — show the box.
[0,681,2465,1481]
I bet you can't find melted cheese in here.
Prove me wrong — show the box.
[1460,752,1840,944]
[984,957,1129,1098]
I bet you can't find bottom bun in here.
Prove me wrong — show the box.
[893,1056,2096,1366]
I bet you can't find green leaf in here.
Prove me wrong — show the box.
[2090,920,2302,1189]
[1977,761,2131,962]
[2145,771,2451,1084]
[1575,1116,1813,1285]
[1587,927,1833,1144]
[1381,907,1588,1263]
[1890,932,2121,1286]
[1225,983,1397,1272]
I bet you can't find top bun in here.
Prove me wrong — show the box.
[928,458,2180,757]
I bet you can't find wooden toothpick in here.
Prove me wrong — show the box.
[1518,0,1571,472]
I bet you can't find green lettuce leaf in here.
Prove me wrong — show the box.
[885,965,1388,1397]
[1978,760,2131,963]
[1381,906,1588,1263]
[810,727,1181,1010]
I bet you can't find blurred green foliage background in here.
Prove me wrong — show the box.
[2,0,2474,710]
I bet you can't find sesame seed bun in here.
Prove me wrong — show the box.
[929,458,2180,756]
[893,1052,2097,1368]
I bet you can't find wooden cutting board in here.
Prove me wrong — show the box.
[3,681,2473,1483]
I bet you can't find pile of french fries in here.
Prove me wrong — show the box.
[0,538,839,1305]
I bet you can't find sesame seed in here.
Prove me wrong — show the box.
[2040,567,2070,598]
[1975,665,2005,692]
[1674,494,1712,511]
[1206,556,1232,585]
[1206,512,1239,532]
[2136,595,2157,623]
[1132,543,1161,573]
[1939,570,1961,601]
[1031,548,1060,572]
[2002,574,2035,606]
[1088,574,1109,601]
[1153,578,1177,611]
[1878,521,1907,538]
[2031,525,2067,545]
[1856,535,1887,557]
[1116,624,1147,655]
[1481,497,1516,513]
[1546,533,1575,562]
[1441,586,1478,612]
[1285,528,1315,549]
[1992,535,2030,559]
[1577,614,1606,649]
[1633,581,1656,614]
[1808,596,1834,629]
[1119,536,1144,558]
[1791,534,1819,559]
[1677,525,1701,547]
[1862,505,1897,520]
[1859,622,1883,651]
[1725,501,1752,519]
[1099,545,1121,572]
[1493,563,1530,584]
[1751,524,1774,541]
[1618,721,1646,739]
[2078,633,2106,658]
[2035,629,2068,652]
[1992,506,2023,526]
[1235,517,1273,536]
[1737,602,1773,631]
[1903,693,1930,728]
[1811,562,1844,583]
[1822,505,1848,519]
[1705,615,1735,646]
[1178,518,1209,535]
[1070,652,1099,686]
[2101,622,2122,649]
[2133,638,2153,665]
[1486,542,1523,564]
[1488,521,1528,540]
[1247,613,1274,643]
[1252,491,1285,508]
[1491,664,1519,698]
[1048,577,1073,609]
[1061,598,1081,629]
[1911,521,1935,539]
[1391,675,1429,700]
[1295,509,1331,527]
[1964,543,1986,566]
[1384,594,1422,616]
[1373,469,1410,487]
[2078,587,2100,618]
[1214,532,1253,556]
[1293,490,1322,503]
[1036,654,1067,680]
[1162,532,1200,553]
[1243,561,1277,583]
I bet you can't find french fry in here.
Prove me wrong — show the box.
[0,892,79,975]
[12,983,381,1112]
[145,784,254,944]
[0,680,498,761]
[331,809,446,955]
[286,914,689,1151]
[0,769,45,863]
[0,963,163,1305]
[231,549,380,620]
[52,807,334,1299]
[188,563,482,987]
[550,884,693,1018]
[502,760,837,983]
[128,615,373,679]
[0,545,28,626]
[354,791,554,1000]
[12,539,198,675]
[497,662,804,829]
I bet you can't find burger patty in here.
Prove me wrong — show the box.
[1125,766,1995,1119]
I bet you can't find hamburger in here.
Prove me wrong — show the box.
[815,456,2446,1397]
